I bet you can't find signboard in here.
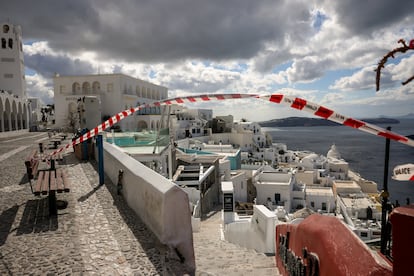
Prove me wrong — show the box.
[392,164,414,181]
[223,193,234,212]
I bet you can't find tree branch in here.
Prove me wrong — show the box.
[375,39,414,91]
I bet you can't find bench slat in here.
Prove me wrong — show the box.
[25,149,37,164]
[61,170,70,192]
[25,149,40,180]
[56,169,64,192]
[31,160,40,180]
[50,170,57,191]
[41,170,50,195]
[32,168,70,196]
[34,171,45,196]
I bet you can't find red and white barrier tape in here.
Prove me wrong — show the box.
[260,94,414,147]
[48,93,414,159]
[49,94,259,156]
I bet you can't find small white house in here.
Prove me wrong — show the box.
[305,186,335,213]
[254,170,294,211]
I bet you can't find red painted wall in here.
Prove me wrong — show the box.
[390,205,414,276]
[275,214,392,276]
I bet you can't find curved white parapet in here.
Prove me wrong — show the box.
[102,141,195,272]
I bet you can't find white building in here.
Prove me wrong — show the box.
[254,170,294,211]
[1,22,26,98]
[0,22,30,133]
[170,106,212,139]
[229,170,248,203]
[305,186,335,213]
[326,145,349,180]
[53,74,168,132]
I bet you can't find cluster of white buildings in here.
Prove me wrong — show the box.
[167,115,383,251]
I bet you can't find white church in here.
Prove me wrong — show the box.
[0,22,31,133]
[53,74,169,132]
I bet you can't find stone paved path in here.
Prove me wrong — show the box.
[0,131,279,275]
[193,209,279,276]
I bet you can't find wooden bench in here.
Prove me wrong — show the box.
[41,153,64,162]
[33,168,70,215]
[48,133,67,147]
[48,139,62,149]
[25,149,40,181]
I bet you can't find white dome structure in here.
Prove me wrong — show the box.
[327,144,341,159]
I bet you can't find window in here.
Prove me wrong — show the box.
[107,83,113,92]
[322,202,327,211]
[274,193,281,204]
[1,57,14,62]
[3,24,10,33]
[59,85,66,94]
[8,38,12,49]
[92,81,100,93]
[72,82,80,94]
[310,201,315,208]
[1,38,6,48]
[82,82,91,94]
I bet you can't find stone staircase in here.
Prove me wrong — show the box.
[193,208,280,276]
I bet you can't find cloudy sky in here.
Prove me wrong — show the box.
[2,0,414,121]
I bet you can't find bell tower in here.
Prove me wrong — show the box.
[0,22,26,98]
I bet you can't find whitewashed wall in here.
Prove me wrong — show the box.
[102,141,195,272]
[224,205,277,254]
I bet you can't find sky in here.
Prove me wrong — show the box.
[2,0,414,122]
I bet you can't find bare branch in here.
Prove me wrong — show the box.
[375,39,414,91]
[402,75,414,86]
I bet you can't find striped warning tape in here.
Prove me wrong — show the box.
[260,94,414,147]
[48,93,414,159]
[48,94,258,157]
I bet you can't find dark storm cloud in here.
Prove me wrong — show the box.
[0,0,312,63]
[328,0,414,35]
[24,53,95,77]
[2,0,413,86]
[1,0,100,40]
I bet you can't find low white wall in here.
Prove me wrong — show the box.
[102,141,195,272]
[224,205,277,254]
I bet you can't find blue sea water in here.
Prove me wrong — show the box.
[263,119,414,204]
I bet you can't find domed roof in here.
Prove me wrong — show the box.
[327,144,341,159]
[301,153,319,168]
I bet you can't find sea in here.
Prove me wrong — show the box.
[262,118,414,205]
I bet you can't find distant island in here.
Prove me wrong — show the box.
[258,117,400,127]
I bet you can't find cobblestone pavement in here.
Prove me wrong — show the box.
[0,131,279,275]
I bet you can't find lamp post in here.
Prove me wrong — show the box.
[380,126,391,255]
